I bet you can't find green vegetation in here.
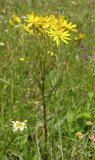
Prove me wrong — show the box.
[0,0,95,160]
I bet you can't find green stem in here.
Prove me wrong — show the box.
[41,72,48,160]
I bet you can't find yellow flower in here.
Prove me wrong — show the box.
[10,15,21,25]
[25,12,43,28]
[47,28,71,46]
[56,15,65,29]
[25,12,35,24]
[19,57,25,62]
[59,15,65,23]
[43,15,58,30]
[37,16,48,26]
[63,20,77,32]
[11,120,27,132]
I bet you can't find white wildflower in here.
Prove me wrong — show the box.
[11,120,27,132]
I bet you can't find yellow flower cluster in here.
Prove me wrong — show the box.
[10,13,77,46]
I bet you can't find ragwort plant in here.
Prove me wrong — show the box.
[10,12,77,160]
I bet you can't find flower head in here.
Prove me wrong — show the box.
[11,120,27,132]
[47,28,71,46]
[9,15,21,25]
[25,12,43,28]
[62,20,77,32]
[43,15,58,29]
[55,15,65,29]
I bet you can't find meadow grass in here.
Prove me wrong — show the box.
[0,0,95,159]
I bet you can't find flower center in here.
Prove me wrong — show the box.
[16,123,23,128]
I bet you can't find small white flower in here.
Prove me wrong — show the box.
[11,120,27,132]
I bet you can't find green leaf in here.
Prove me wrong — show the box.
[88,92,94,100]
[77,113,91,120]
[66,111,75,123]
